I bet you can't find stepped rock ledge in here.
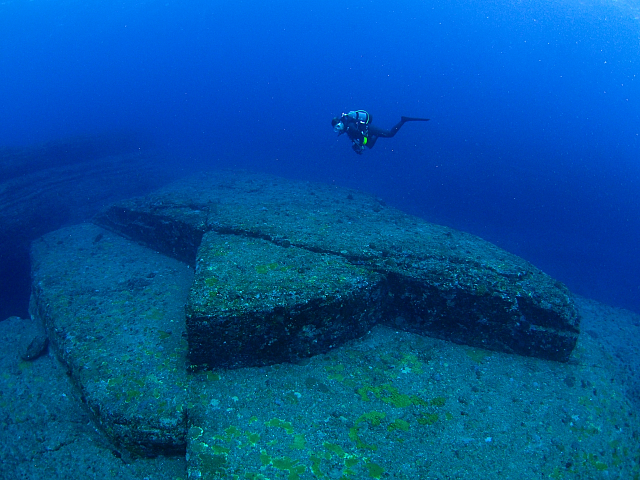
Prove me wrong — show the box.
[31,171,580,455]
[93,170,580,368]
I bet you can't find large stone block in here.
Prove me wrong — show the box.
[186,232,384,369]
[95,171,580,365]
[25,174,640,476]
[30,224,193,455]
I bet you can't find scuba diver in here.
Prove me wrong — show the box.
[332,110,429,154]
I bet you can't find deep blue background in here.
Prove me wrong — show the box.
[1,0,639,312]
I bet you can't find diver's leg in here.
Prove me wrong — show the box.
[366,135,379,148]
[368,117,430,141]
[368,120,405,139]
[386,119,407,137]
[401,116,430,122]
[385,117,430,137]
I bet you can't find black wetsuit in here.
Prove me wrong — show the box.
[340,114,429,154]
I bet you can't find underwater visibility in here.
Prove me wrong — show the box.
[1,0,639,478]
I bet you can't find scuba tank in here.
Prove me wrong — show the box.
[341,110,371,154]
[345,110,371,125]
[344,110,371,144]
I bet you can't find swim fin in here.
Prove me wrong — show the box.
[401,116,430,122]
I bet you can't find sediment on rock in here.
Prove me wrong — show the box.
[30,223,193,455]
[94,171,580,367]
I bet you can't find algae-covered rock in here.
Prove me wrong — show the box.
[25,173,640,476]
[30,223,193,455]
[186,232,384,369]
[96,171,579,365]
[183,319,639,480]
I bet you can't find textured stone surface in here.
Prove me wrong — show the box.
[183,307,639,480]
[187,232,384,369]
[23,201,640,474]
[96,171,580,365]
[0,316,187,479]
[30,223,193,455]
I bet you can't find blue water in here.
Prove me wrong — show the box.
[1,0,639,313]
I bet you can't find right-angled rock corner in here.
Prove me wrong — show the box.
[186,232,385,369]
[95,171,580,368]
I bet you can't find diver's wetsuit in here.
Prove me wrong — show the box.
[334,111,429,154]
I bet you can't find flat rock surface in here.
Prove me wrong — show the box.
[30,223,193,455]
[96,171,579,364]
[21,215,640,477]
[187,232,384,368]
[186,310,640,479]
[0,316,186,480]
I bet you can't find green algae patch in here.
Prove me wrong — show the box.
[417,413,439,426]
[310,454,324,477]
[125,389,142,402]
[266,418,295,435]
[366,461,385,479]
[158,330,172,340]
[345,456,360,468]
[188,426,204,440]
[430,396,447,407]
[357,383,428,408]
[260,451,306,479]
[388,419,410,432]
[349,412,387,451]
[466,347,491,364]
[260,450,271,466]
[272,456,306,477]
[225,426,243,438]
[320,443,362,475]
[324,442,346,458]
[325,364,345,382]
[400,353,425,374]
[291,434,306,450]
[200,452,228,476]
[585,453,609,472]
[255,262,280,274]
[358,411,386,427]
